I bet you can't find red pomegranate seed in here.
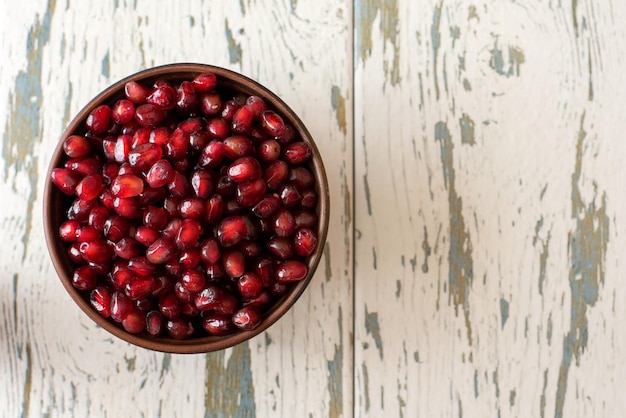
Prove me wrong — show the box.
[152,275,173,298]
[103,216,130,241]
[167,171,191,198]
[221,99,240,121]
[63,135,91,158]
[149,126,171,146]
[244,290,273,309]
[279,184,301,207]
[114,237,142,259]
[128,142,162,171]
[205,262,226,281]
[174,280,195,303]
[270,281,290,297]
[134,226,160,246]
[238,240,262,258]
[195,285,239,315]
[76,226,101,243]
[67,198,97,222]
[201,93,222,116]
[86,105,112,135]
[232,306,262,330]
[59,220,80,242]
[72,266,97,291]
[200,238,221,265]
[146,237,176,264]
[136,187,165,207]
[90,286,112,318]
[176,81,199,113]
[205,194,224,224]
[166,318,194,339]
[163,197,180,218]
[79,240,113,264]
[110,290,133,322]
[224,199,245,216]
[102,137,117,161]
[121,119,141,136]
[166,128,190,161]
[88,260,112,275]
[250,195,281,219]
[135,103,164,128]
[189,130,211,150]
[199,140,226,168]
[113,197,141,219]
[125,81,150,104]
[181,270,206,293]
[145,159,174,189]
[146,84,177,110]
[114,134,132,163]
[65,157,103,176]
[162,218,183,239]
[223,249,245,278]
[117,161,135,176]
[264,160,289,190]
[276,124,297,146]
[88,206,109,231]
[267,237,295,259]
[179,247,202,269]
[257,139,281,163]
[294,210,317,229]
[178,197,205,220]
[246,95,267,116]
[125,276,156,300]
[275,260,308,283]
[294,228,318,256]
[259,110,285,137]
[238,272,263,299]
[174,218,200,250]
[190,169,214,198]
[223,136,254,159]
[179,117,204,134]
[273,209,296,237]
[301,189,318,208]
[146,310,164,336]
[215,173,236,197]
[202,313,235,336]
[112,99,135,125]
[68,243,84,264]
[228,156,262,182]
[101,162,118,186]
[206,117,229,139]
[288,167,314,189]
[181,301,200,317]
[122,308,146,334]
[159,293,182,319]
[235,178,267,207]
[283,142,312,164]
[111,173,143,198]
[192,72,217,93]
[128,256,158,277]
[231,105,254,135]
[51,168,82,195]
[142,206,168,230]
[216,216,246,247]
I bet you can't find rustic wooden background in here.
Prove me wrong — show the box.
[2,0,625,417]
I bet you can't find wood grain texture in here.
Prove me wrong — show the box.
[0,0,352,417]
[354,0,626,417]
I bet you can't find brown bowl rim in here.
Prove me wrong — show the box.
[43,63,330,354]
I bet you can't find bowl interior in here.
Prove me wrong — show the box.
[44,63,329,353]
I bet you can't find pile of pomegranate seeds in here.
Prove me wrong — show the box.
[51,72,320,339]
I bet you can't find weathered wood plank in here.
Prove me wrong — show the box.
[354,0,626,417]
[0,0,353,416]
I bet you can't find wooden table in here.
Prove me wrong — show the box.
[2,1,625,417]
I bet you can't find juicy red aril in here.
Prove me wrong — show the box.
[143,206,168,230]
[166,128,190,161]
[149,126,171,146]
[216,216,246,247]
[200,238,221,265]
[174,280,195,303]
[113,197,141,219]
[179,117,204,134]
[146,159,174,188]
[205,263,225,281]
[221,99,240,121]
[72,266,97,291]
[238,272,263,299]
[162,217,183,239]
[103,216,130,241]
[166,318,194,339]
[273,209,296,237]
[159,293,182,319]
[146,310,164,336]
[168,171,191,198]
[63,135,91,158]
[135,103,164,128]
[295,210,317,229]
[79,240,113,264]
[231,105,254,135]
[223,250,245,278]
[114,237,142,259]
[251,195,281,219]
[112,99,135,125]
[201,93,222,116]
[199,140,225,168]
[179,247,202,269]
[102,138,117,161]
[288,167,314,189]
[202,314,235,336]
[176,219,201,249]
[181,270,206,293]
[110,262,134,289]
[236,178,267,207]
[294,228,318,256]
[110,291,133,322]
[68,243,83,264]
[224,136,255,159]
[90,286,112,318]
[195,285,239,315]
[205,194,224,224]
[301,189,318,208]
[228,156,262,182]
[59,220,80,242]
[128,142,162,171]
[260,110,285,137]
[276,124,297,145]
[267,236,295,259]
[128,256,158,277]
[193,72,217,93]
[283,142,312,164]
[246,95,267,116]
[51,168,82,195]
[146,84,177,110]
[114,134,132,163]
[276,260,308,282]
[178,197,205,220]
[65,157,102,176]
[190,130,211,150]
[122,308,146,334]
[176,81,199,113]
[88,206,109,231]
[146,237,176,264]
[125,81,150,103]
[190,169,214,198]
[76,226,101,243]
[232,306,262,330]
[280,184,301,207]
[86,105,112,135]
[125,276,156,300]
[215,173,236,197]
[257,139,281,163]
[264,160,289,190]
[111,173,143,198]
[67,198,97,222]
[134,226,160,246]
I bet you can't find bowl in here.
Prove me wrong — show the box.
[43,63,329,354]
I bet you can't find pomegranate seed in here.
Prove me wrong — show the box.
[125,81,150,103]
[112,99,135,125]
[67,198,97,222]
[221,99,240,121]
[135,103,164,128]
[165,128,190,161]
[76,226,101,243]
[294,228,318,256]
[200,238,221,265]
[86,105,112,135]
[152,275,173,298]
[215,173,236,197]
[59,220,80,242]
[79,240,113,264]
[90,286,112,318]
[143,206,168,230]
[195,285,239,315]
[88,206,109,231]
[165,260,183,280]
[136,186,165,206]
[238,272,263,299]
[163,197,180,218]
[162,218,183,239]
[125,276,156,300]
[149,126,171,146]
[283,142,312,164]
[264,160,289,190]
[273,209,296,237]
[236,178,267,207]
[275,260,308,282]
[288,167,314,189]
[301,189,317,208]
[134,226,160,246]
[279,184,301,207]
[205,263,226,281]
[276,124,297,146]
[176,219,201,249]
[65,157,103,176]
[122,308,146,334]
[51,168,82,195]
[109,262,134,290]
[146,310,164,336]
[176,81,199,113]
[174,280,195,303]
[294,210,317,229]
[201,93,222,116]
[72,266,97,291]
[232,306,262,330]
[251,195,281,219]
[216,216,246,247]
[257,139,281,163]
[63,135,91,158]
[128,256,158,277]
[199,140,226,168]
[225,199,245,216]
[113,197,141,219]
[181,270,206,293]
[205,194,225,224]
[167,171,191,198]
[111,173,143,198]
[228,156,262,182]
[267,237,295,259]
[88,261,111,275]
[146,84,177,110]
[202,313,235,336]
[259,110,285,137]
[231,105,254,134]
[179,118,204,135]
[192,72,217,93]
[244,290,273,309]
[103,216,130,241]
[146,237,176,264]
[159,293,182,319]
[190,169,214,198]
[206,117,229,138]
[179,247,202,269]
[68,243,84,264]
[189,130,211,150]
[145,159,174,188]
[223,136,254,159]
[114,237,142,259]
[223,249,245,278]
[110,291,133,322]
[270,281,290,297]
[166,318,194,339]
[238,240,262,258]
[121,119,141,136]
[114,134,132,163]
[178,197,205,220]
[102,137,117,161]
[245,95,267,116]
[128,142,163,171]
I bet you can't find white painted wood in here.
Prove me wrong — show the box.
[354,1,626,417]
[0,0,352,417]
